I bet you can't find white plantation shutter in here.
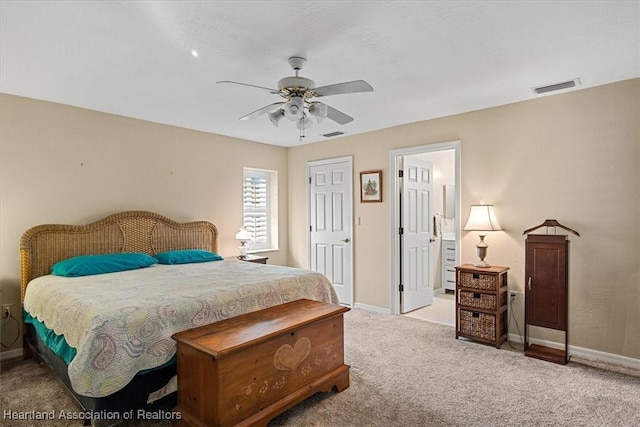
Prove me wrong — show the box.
[243,169,271,250]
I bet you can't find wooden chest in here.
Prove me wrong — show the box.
[171,299,350,427]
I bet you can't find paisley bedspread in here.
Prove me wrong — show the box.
[22,259,339,397]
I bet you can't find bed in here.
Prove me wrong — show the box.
[20,210,339,426]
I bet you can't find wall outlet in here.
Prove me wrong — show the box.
[2,304,11,319]
[509,291,518,301]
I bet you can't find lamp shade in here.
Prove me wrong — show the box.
[268,110,284,127]
[284,96,304,121]
[235,228,251,241]
[296,116,313,130]
[463,204,502,231]
[309,102,328,123]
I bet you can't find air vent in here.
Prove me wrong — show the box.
[532,78,581,95]
[322,131,345,138]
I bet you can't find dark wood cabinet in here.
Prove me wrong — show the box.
[524,234,569,364]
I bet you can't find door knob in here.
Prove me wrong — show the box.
[342,238,350,243]
[429,238,436,243]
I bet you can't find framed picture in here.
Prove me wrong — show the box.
[360,170,382,203]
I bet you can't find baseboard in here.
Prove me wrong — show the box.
[353,303,390,316]
[508,333,640,371]
[0,348,22,361]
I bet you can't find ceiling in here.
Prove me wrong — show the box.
[1,1,638,148]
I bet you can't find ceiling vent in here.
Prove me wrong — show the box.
[323,131,345,138]
[532,78,581,95]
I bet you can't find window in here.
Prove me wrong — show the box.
[242,168,278,252]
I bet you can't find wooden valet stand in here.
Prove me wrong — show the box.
[522,219,580,365]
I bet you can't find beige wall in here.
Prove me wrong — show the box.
[288,79,640,359]
[0,94,288,352]
[1,79,638,360]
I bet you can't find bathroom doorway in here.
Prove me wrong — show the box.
[389,141,460,324]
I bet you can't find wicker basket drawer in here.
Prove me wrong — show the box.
[459,290,496,310]
[458,271,497,290]
[458,309,496,341]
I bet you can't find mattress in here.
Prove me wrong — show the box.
[23,259,339,398]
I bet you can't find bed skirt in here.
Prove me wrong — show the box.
[25,323,178,426]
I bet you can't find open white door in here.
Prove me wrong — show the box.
[308,157,353,306]
[400,156,434,313]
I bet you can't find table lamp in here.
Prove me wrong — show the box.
[235,228,251,259]
[463,203,502,268]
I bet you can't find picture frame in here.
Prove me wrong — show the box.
[360,170,382,203]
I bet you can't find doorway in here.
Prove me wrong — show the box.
[308,156,354,307]
[389,141,460,318]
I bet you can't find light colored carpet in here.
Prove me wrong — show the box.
[1,308,639,426]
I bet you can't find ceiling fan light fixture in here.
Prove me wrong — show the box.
[309,102,328,124]
[284,96,304,121]
[296,115,312,130]
[268,110,284,127]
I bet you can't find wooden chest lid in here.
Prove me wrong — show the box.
[172,299,348,358]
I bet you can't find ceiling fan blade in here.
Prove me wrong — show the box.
[322,103,354,125]
[314,80,373,97]
[239,102,284,120]
[217,80,279,94]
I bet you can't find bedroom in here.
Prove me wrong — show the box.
[0,0,639,424]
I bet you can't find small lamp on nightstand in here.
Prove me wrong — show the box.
[235,228,252,259]
[463,203,502,268]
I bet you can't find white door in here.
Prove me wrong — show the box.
[400,156,434,313]
[309,157,353,306]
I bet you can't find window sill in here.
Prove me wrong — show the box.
[248,247,279,254]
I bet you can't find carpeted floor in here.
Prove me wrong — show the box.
[1,308,639,426]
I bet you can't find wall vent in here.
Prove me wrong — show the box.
[532,78,581,95]
[322,131,345,138]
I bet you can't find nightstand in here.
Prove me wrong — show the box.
[455,264,509,348]
[238,255,269,264]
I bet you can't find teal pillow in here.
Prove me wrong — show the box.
[154,249,223,265]
[52,253,157,277]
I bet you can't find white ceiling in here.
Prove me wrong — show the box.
[1,1,638,148]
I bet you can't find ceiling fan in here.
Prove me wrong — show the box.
[217,56,373,140]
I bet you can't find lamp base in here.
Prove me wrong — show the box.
[474,260,491,268]
[238,244,248,259]
[474,234,491,268]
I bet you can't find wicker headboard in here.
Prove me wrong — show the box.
[20,210,218,303]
